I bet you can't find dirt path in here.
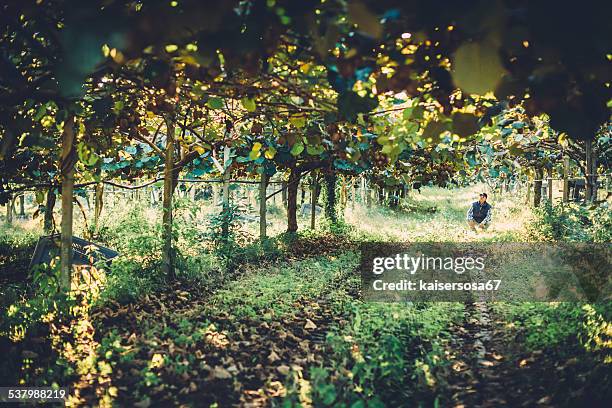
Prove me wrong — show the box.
[447,302,518,407]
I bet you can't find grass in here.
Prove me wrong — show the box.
[1,184,610,406]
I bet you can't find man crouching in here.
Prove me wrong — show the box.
[467,193,492,232]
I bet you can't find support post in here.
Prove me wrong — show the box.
[60,114,76,292]
[259,173,267,239]
[547,167,553,202]
[562,156,570,202]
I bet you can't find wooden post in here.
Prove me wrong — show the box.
[60,114,76,292]
[221,145,231,239]
[311,178,318,229]
[547,167,553,202]
[281,181,288,208]
[562,156,570,202]
[94,182,104,226]
[162,117,176,280]
[360,177,366,204]
[525,181,531,205]
[259,174,267,239]
[222,146,230,208]
[533,168,543,207]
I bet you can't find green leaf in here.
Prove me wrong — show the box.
[241,97,256,112]
[422,120,449,141]
[338,91,378,122]
[290,142,304,156]
[402,107,413,120]
[249,150,261,160]
[347,1,382,38]
[452,41,506,95]
[206,97,224,110]
[452,112,480,137]
[306,145,324,155]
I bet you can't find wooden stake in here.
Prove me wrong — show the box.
[259,173,267,239]
[562,156,570,202]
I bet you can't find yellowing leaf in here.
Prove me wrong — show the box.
[289,114,306,128]
[252,142,262,151]
[265,146,277,159]
[150,353,164,369]
[194,145,206,155]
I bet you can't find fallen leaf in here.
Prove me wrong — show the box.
[537,396,552,405]
[268,351,281,363]
[304,319,317,330]
[277,365,291,375]
[134,397,151,408]
[212,366,232,379]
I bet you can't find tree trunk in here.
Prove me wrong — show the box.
[5,198,14,225]
[18,195,25,218]
[287,168,300,232]
[259,174,267,239]
[221,145,231,238]
[585,139,594,202]
[562,156,570,202]
[591,146,598,202]
[366,181,372,208]
[324,173,338,223]
[94,182,104,226]
[44,188,56,233]
[162,117,176,280]
[60,114,76,292]
[311,177,318,229]
[533,168,543,207]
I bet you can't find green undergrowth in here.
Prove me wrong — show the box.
[207,252,358,320]
[492,302,612,362]
[526,201,612,243]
